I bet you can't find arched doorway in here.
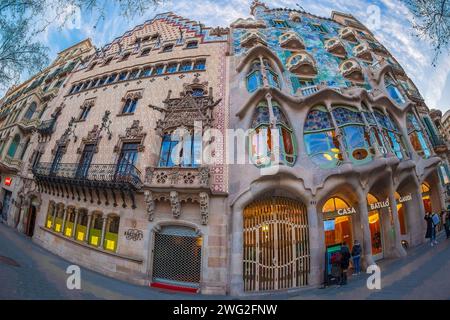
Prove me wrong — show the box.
[421,183,432,214]
[243,197,309,292]
[367,193,383,260]
[152,225,202,291]
[322,196,354,250]
[25,203,37,237]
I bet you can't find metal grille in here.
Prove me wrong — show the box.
[152,226,202,288]
[243,197,310,292]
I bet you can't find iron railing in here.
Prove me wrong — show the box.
[37,119,56,135]
[33,162,142,190]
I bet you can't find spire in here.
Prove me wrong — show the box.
[250,0,269,16]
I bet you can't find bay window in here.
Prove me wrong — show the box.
[406,112,431,158]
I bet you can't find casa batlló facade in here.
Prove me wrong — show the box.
[0,1,449,296]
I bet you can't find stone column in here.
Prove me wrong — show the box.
[307,201,324,286]
[357,190,375,268]
[61,207,68,234]
[73,208,79,239]
[100,215,108,249]
[85,213,92,242]
[387,182,407,257]
[230,206,244,296]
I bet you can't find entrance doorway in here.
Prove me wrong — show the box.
[152,225,202,290]
[1,189,12,222]
[243,197,309,292]
[322,197,354,251]
[25,205,37,237]
[421,183,432,213]
[367,194,383,260]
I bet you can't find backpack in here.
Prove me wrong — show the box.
[432,213,440,226]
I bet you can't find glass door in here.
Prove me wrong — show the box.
[50,146,65,175]
[116,143,138,177]
[76,144,95,179]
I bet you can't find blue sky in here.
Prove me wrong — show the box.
[38,0,450,112]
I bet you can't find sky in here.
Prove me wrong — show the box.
[31,0,450,113]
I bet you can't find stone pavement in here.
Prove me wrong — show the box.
[0,222,449,300]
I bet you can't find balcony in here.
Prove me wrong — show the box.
[17,118,40,132]
[339,59,364,82]
[353,43,372,61]
[339,27,357,42]
[241,30,267,49]
[33,162,143,208]
[324,38,347,58]
[279,31,305,50]
[368,41,388,55]
[0,156,23,173]
[144,166,210,191]
[37,87,59,102]
[406,88,424,102]
[289,12,301,23]
[286,52,317,77]
[37,119,56,136]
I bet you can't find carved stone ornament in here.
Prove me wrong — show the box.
[80,98,96,110]
[170,191,181,219]
[199,192,209,225]
[122,90,143,102]
[113,120,146,153]
[144,190,155,221]
[152,79,221,136]
[209,26,229,37]
[77,125,102,154]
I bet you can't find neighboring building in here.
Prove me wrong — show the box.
[0,2,447,296]
[0,39,94,235]
[227,1,445,295]
[438,109,450,141]
[29,13,229,294]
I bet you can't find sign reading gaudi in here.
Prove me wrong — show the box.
[398,193,412,203]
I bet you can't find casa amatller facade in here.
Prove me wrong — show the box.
[0,1,449,296]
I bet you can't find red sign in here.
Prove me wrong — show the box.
[5,177,12,186]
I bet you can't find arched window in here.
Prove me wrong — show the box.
[75,209,89,242]
[158,130,202,168]
[406,112,431,158]
[104,215,120,252]
[384,75,405,105]
[332,105,373,165]
[23,102,37,120]
[19,139,30,160]
[322,196,354,250]
[246,59,281,93]
[7,134,20,158]
[45,201,56,229]
[373,109,408,159]
[304,106,342,169]
[250,101,296,167]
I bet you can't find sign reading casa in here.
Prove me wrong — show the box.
[337,207,356,215]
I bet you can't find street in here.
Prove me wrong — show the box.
[0,222,449,300]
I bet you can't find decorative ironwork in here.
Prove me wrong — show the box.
[37,119,56,135]
[100,110,113,140]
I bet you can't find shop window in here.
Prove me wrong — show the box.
[54,204,64,233]
[304,106,342,169]
[158,131,202,167]
[104,215,120,252]
[89,213,103,246]
[406,112,431,158]
[121,98,139,114]
[45,201,56,229]
[75,209,88,241]
[249,101,296,167]
[64,207,76,237]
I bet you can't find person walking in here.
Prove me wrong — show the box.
[443,210,450,240]
[351,240,362,275]
[340,242,351,285]
[424,212,434,246]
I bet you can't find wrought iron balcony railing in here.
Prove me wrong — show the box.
[33,162,142,190]
[37,119,56,135]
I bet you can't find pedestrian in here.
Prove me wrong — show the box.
[340,242,351,285]
[351,240,362,275]
[424,213,438,246]
[443,210,450,240]
[330,250,342,285]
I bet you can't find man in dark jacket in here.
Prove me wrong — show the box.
[351,240,362,275]
[340,242,351,285]
[425,213,437,246]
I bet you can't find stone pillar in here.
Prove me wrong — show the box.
[52,206,58,230]
[73,208,79,239]
[61,207,68,234]
[387,184,407,257]
[100,215,108,249]
[306,201,324,287]
[85,213,92,242]
[230,206,244,296]
[357,190,375,268]
[411,186,427,246]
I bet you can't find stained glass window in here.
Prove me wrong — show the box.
[332,107,364,126]
[304,106,333,132]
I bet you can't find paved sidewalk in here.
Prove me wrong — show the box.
[0,222,449,299]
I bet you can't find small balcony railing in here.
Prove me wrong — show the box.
[37,119,56,135]
[33,162,142,190]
